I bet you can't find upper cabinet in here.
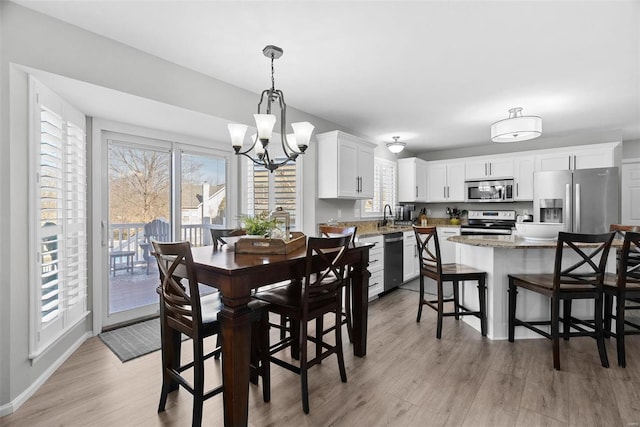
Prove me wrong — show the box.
[426,161,465,202]
[317,131,376,199]
[465,158,514,180]
[535,142,620,171]
[397,157,428,202]
[514,157,534,201]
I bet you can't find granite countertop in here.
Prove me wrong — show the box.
[448,234,620,249]
[318,218,463,239]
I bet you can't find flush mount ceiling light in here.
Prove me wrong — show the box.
[228,45,314,172]
[491,107,542,143]
[386,136,406,154]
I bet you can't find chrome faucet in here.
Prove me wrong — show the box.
[383,204,393,226]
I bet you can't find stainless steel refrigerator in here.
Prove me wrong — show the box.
[533,167,619,233]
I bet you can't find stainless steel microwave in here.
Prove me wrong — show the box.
[464,179,514,202]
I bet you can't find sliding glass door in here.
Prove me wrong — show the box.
[102,132,229,328]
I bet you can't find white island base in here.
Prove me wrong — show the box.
[449,235,614,340]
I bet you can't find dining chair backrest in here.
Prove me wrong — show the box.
[211,228,246,250]
[302,236,351,315]
[616,231,640,290]
[318,225,357,240]
[413,226,443,276]
[552,232,615,293]
[152,240,202,338]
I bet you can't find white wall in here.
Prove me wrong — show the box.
[0,2,360,412]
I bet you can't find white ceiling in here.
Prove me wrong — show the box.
[14,0,640,152]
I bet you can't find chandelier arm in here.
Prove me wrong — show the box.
[236,150,269,167]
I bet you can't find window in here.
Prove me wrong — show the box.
[30,78,88,357]
[363,158,397,216]
[246,159,300,229]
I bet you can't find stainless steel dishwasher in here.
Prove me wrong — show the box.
[383,232,403,291]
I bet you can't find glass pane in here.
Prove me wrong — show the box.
[108,144,171,315]
[180,153,226,247]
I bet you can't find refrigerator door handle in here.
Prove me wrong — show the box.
[565,183,571,231]
[575,183,581,233]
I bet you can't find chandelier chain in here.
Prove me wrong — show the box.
[271,53,275,91]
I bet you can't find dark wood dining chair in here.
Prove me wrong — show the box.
[603,229,640,367]
[254,235,352,414]
[508,231,615,370]
[152,240,270,427]
[413,225,487,339]
[318,225,357,343]
[210,228,246,250]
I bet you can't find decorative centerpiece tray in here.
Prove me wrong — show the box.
[235,232,306,255]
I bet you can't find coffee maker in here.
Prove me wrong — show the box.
[395,204,415,225]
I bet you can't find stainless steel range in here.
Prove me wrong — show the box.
[460,210,516,235]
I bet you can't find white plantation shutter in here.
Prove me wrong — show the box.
[363,158,397,216]
[246,158,300,229]
[31,78,88,356]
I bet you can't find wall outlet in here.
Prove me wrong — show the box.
[337,209,342,218]
[354,208,360,218]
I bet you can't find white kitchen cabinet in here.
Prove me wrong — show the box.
[403,230,419,282]
[426,161,465,202]
[317,130,376,199]
[465,158,514,180]
[397,157,428,202]
[358,235,384,298]
[514,157,534,201]
[437,226,460,264]
[622,161,640,225]
[535,143,619,172]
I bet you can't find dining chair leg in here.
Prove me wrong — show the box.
[452,280,460,320]
[595,294,609,368]
[260,310,271,402]
[508,280,517,343]
[335,309,347,383]
[291,321,300,360]
[616,294,626,367]
[436,279,444,339]
[478,276,487,336]
[551,296,561,370]
[192,338,205,427]
[563,299,572,341]
[604,293,614,337]
[299,320,310,414]
[417,275,425,322]
[316,315,323,364]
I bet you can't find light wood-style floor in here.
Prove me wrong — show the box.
[3,287,640,426]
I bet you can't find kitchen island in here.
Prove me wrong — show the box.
[447,234,616,340]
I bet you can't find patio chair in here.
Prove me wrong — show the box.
[140,218,171,273]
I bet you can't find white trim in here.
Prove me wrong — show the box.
[622,157,640,164]
[0,331,91,417]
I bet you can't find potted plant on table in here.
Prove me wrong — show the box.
[240,212,277,237]
[446,207,467,225]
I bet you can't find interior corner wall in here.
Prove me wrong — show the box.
[0,1,350,412]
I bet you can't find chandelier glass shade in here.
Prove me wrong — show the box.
[386,136,406,154]
[491,107,542,143]
[228,45,314,172]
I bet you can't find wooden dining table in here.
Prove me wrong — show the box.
[184,239,373,427]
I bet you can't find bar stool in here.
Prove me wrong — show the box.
[413,225,487,339]
[508,231,614,370]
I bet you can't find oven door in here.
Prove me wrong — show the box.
[460,227,513,235]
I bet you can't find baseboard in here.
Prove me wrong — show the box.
[0,331,91,417]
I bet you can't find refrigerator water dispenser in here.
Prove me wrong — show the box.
[539,199,563,223]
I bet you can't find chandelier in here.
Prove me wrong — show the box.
[491,107,542,143]
[228,45,314,172]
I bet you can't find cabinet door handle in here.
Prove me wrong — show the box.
[489,163,492,175]
[447,186,450,198]
[485,163,487,176]
[568,155,571,170]
[416,186,418,198]
[443,186,446,199]
[573,155,577,170]
[516,183,519,197]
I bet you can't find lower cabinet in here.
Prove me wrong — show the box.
[358,235,384,298]
[403,231,419,282]
[437,226,461,264]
